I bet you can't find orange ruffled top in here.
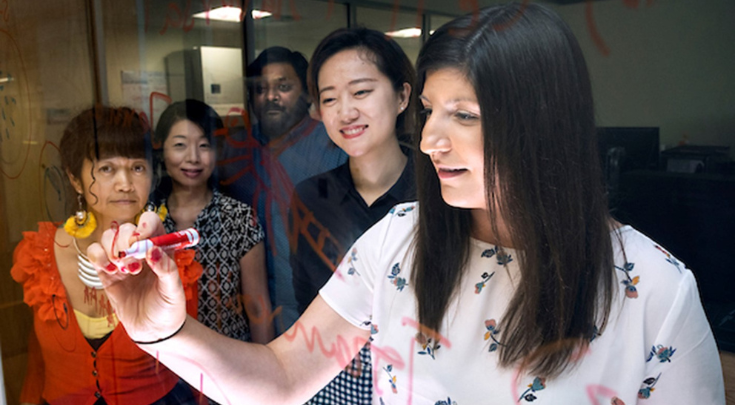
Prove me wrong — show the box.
[11,222,203,405]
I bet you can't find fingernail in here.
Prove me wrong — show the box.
[150,246,162,263]
[106,263,117,272]
[120,266,128,273]
[129,262,141,272]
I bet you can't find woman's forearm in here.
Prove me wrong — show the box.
[139,316,294,404]
[139,297,368,405]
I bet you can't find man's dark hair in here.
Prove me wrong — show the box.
[246,46,309,93]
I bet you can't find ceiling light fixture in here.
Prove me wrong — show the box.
[193,6,272,22]
[385,27,422,38]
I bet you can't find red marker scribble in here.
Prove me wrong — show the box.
[290,195,345,272]
[240,293,282,326]
[623,0,655,9]
[110,221,121,258]
[326,0,335,20]
[492,0,530,32]
[458,0,480,26]
[370,340,406,398]
[163,350,234,405]
[510,366,523,401]
[585,384,620,405]
[260,0,301,21]
[199,373,206,405]
[0,29,32,180]
[144,0,150,33]
[388,0,402,35]
[282,320,367,368]
[159,0,196,35]
[585,0,610,56]
[399,317,452,404]
[38,140,63,219]
[400,317,452,349]
[217,106,253,148]
[149,91,172,142]
[0,0,9,23]
[217,118,321,258]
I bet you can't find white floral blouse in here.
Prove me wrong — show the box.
[320,202,725,405]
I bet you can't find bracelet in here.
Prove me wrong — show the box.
[131,319,186,345]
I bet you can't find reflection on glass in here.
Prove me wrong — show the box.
[356,7,423,64]
[252,0,347,60]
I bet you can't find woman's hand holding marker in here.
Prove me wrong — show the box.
[86,210,188,346]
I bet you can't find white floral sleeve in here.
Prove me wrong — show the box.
[636,270,724,404]
[319,213,386,331]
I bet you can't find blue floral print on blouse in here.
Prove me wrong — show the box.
[389,205,415,217]
[615,262,639,299]
[388,263,408,291]
[654,245,683,273]
[416,332,441,359]
[475,271,495,294]
[480,246,513,265]
[362,318,378,342]
[638,373,661,399]
[496,247,513,265]
[347,247,360,276]
[384,364,398,394]
[434,397,457,405]
[519,377,546,402]
[589,325,601,342]
[647,345,676,363]
[483,319,502,352]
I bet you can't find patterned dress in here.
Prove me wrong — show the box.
[163,190,264,342]
[320,202,725,404]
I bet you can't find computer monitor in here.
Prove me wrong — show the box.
[597,127,660,173]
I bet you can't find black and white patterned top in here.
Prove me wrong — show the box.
[163,190,264,342]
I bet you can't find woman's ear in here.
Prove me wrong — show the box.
[398,82,412,112]
[66,169,83,195]
[309,103,322,121]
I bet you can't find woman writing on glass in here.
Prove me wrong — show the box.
[12,106,200,405]
[88,4,724,404]
[155,100,274,345]
[289,27,416,404]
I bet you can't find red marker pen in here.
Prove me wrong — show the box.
[119,228,199,259]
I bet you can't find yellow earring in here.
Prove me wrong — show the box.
[63,194,97,239]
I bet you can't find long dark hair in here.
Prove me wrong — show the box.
[153,99,224,199]
[412,3,615,378]
[308,27,417,143]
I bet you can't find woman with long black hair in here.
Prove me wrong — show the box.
[88,4,724,404]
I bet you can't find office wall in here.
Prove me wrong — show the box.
[552,0,735,155]
[0,1,94,403]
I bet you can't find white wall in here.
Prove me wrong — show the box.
[551,0,735,155]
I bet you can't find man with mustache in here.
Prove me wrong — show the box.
[218,47,346,333]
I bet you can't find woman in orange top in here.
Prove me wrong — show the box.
[11,106,202,405]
